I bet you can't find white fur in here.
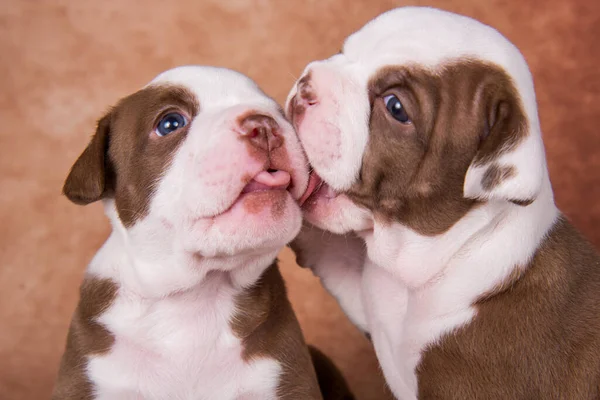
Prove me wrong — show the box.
[301,192,373,235]
[286,56,371,192]
[87,237,281,400]
[82,66,309,399]
[293,224,369,331]
[287,7,559,399]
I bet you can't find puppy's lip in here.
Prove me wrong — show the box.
[242,170,291,193]
[298,170,322,206]
[298,168,337,206]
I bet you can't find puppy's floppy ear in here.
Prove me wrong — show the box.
[63,112,113,205]
[463,72,546,206]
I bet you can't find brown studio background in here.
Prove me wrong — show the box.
[1,1,599,399]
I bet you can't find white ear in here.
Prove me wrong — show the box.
[464,90,547,206]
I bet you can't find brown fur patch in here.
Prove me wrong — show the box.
[347,60,528,235]
[63,84,199,227]
[417,217,600,398]
[290,72,314,127]
[52,277,119,399]
[298,73,317,104]
[242,191,288,219]
[481,163,516,190]
[231,263,323,399]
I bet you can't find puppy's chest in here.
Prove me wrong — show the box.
[87,287,281,400]
[362,262,476,399]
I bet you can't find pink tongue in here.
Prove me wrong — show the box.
[242,170,291,193]
[298,172,323,206]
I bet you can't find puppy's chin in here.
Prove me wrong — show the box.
[297,171,373,235]
[183,190,303,258]
[302,192,372,235]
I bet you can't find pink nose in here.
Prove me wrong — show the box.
[238,114,283,151]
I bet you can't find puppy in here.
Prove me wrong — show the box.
[53,66,352,400]
[288,7,600,400]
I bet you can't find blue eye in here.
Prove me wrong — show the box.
[383,94,410,123]
[155,113,187,136]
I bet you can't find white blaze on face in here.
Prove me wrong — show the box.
[106,66,310,277]
[287,57,371,192]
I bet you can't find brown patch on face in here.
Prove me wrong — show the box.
[231,263,323,398]
[290,72,314,127]
[298,73,317,103]
[242,191,288,219]
[270,193,287,219]
[481,164,516,191]
[417,217,600,398]
[291,94,306,126]
[347,60,528,235]
[52,277,119,399]
[63,84,199,227]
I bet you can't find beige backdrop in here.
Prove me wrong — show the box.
[1,1,599,399]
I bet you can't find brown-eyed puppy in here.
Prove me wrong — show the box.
[288,7,600,400]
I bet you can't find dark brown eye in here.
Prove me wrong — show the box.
[384,94,410,123]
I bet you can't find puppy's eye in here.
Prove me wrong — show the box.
[155,113,187,137]
[383,94,410,123]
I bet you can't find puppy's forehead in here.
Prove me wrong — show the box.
[345,8,507,65]
[149,66,276,109]
[341,7,538,126]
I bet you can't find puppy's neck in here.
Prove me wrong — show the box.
[364,176,560,294]
[88,200,279,299]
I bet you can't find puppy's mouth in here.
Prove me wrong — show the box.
[298,167,338,206]
[242,169,291,193]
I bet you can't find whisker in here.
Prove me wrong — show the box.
[286,69,299,82]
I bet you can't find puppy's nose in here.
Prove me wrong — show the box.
[238,114,283,151]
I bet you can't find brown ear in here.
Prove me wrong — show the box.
[63,112,112,205]
[463,72,545,205]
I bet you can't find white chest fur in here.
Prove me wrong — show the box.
[361,260,477,400]
[86,271,281,400]
[358,193,558,399]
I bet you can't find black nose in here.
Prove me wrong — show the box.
[238,114,282,151]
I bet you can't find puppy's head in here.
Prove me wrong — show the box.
[64,66,308,259]
[289,7,548,235]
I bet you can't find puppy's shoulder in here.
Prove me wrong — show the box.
[53,276,118,399]
[233,262,322,399]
